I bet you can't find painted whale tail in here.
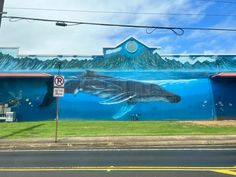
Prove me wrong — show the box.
[39,92,54,108]
[39,81,55,108]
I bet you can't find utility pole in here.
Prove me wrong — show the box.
[0,0,5,27]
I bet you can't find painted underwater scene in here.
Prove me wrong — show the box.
[0,77,55,121]
[59,70,216,121]
[1,37,236,121]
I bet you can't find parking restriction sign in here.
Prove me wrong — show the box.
[53,87,64,97]
[54,75,65,97]
[53,75,65,142]
[54,75,64,87]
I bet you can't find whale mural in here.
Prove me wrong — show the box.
[65,70,181,119]
[0,37,236,121]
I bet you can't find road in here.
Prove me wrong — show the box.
[0,148,235,177]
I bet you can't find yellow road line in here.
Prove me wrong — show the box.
[212,170,236,176]
[0,166,235,172]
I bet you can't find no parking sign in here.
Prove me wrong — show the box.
[53,75,64,97]
[53,75,65,142]
[54,75,64,87]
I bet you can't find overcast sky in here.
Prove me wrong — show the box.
[0,0,236,55]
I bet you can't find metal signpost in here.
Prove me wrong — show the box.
[53,75,64,143]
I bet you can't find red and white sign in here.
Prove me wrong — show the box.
[53,75,65,97]
[54,75,64,87]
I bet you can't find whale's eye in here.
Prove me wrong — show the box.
[126,40,138,53]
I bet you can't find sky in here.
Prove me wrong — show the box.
[0,0,236,55]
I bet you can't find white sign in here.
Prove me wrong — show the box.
[53,88,64,97]
[54,75,64,87]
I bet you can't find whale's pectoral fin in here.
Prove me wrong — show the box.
[99,92,136,105]
[112,103,135,120]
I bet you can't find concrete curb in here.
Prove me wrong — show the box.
[0,135,236,150]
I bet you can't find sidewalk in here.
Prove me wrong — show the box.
[0,135,236,150]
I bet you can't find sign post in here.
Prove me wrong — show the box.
[53,75,64,143]
[55,97,59,143]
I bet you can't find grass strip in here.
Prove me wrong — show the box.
[0,121,235,139]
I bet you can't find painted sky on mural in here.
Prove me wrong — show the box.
[0,0,236,55]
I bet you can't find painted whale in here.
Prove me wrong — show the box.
[65,70,181,119]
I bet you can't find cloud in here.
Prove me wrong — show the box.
[0,0,233,55]
[181,15,236,54]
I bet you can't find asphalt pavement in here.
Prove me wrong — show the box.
[0,148,235,177]
[0,148,235,167]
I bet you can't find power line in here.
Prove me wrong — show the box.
[4,7,236,17]
[3,15,236,36]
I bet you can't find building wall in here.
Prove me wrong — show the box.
[210,78,236,120]
[0,37,235,121]
[0,77,55,121]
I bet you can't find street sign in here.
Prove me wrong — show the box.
[54,75,64,87]
[53,87,64,97]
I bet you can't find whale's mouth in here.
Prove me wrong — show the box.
[168,95,181,103]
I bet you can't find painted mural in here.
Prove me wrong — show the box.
[0,77,55,121]
[0,37,236,121]
[210,77,236,120]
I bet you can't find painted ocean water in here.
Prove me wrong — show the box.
[1,37,236,121]
[55,70,217,121]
